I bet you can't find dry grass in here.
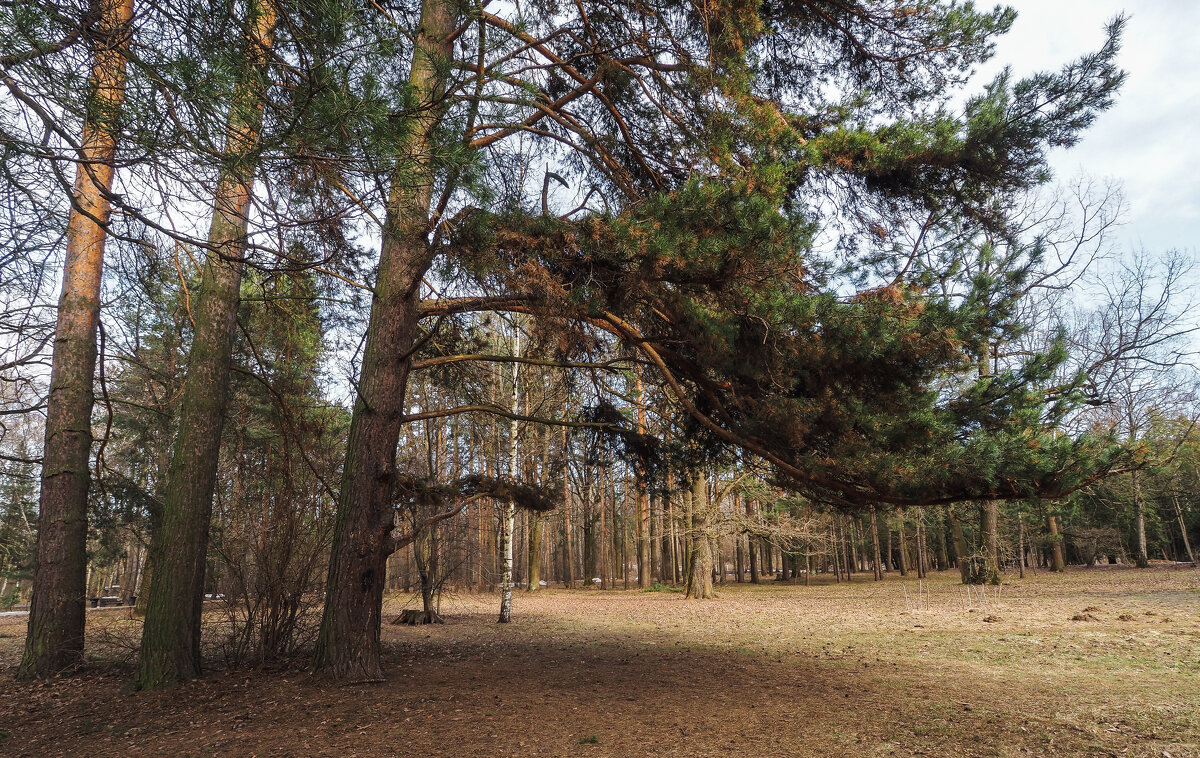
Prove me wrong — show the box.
[1,564,1197,757]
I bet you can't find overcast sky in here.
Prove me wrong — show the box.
[977,1,1200,254]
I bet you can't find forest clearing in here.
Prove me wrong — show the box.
[2,565,1197,757]
[5,0,1200,755]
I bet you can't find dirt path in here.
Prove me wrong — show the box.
[1,565,1197,757]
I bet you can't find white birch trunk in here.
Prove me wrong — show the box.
[498,325,520,623]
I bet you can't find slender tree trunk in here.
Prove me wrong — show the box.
[747,496,760,584]
[914,516,926,579]
[935,513,949,571]
[313,0,453,681]
[561,425,574,587]
[841,515,853,579]
[1017,512,1026,579]
[870,508,883,581]
[19,0,133,680]
[650,489,662,582]
[665,470,678,584]
[735,536,743,582]
[948,506,970,583]
[1132,470,1149,567]
[1171,496,1196,564]
[884,521,893,571]
[633,371,650,587]
[132,0,275,689]
[896,511,908,577]
[848,517,860,574]
[498,327,520,622]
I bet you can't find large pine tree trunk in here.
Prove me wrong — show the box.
[980,500,1001,581]
[1048,513,1066,572]
[18,0,133,680]
[132,0,275,690]
[312,0,453,681]
[684,472,713,599]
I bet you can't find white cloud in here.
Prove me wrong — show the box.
[976,0,1200,252]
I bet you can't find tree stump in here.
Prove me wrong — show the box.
[392,609,444,625]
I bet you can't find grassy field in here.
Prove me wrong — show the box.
[1,564,1197,757]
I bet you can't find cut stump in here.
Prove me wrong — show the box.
[392,609,444,625]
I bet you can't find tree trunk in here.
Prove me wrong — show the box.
[735,535,743,582]
[1048,512,1065,572]
[980,500,1000,581]
[1017,512,1026,579]
[498,327,520,622]
[561,424,574,587]
[896,511,908,577]
[132,0,275,689]
[1171,496,1196,564]
[684,472,713,599]
[633,371,650,587]
[914,516,926,579]
[935,513,949,571]
[1132,469,1149,567]
[947,506,969,583]
[313,0,453,681]
[19,0,133,680]
[649,489,662,583]
[527,510,543,591]
[747,496,760,584]
[665,478,678,585]
[870,508,883,581]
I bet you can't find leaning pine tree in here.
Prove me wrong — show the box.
[316,0,1133,677]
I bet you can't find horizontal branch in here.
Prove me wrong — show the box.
[402,403,617,430]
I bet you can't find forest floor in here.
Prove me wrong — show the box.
[0,563,1197,757]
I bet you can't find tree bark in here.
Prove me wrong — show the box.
[870,508,883,581]
[1171,496,1196,565]
[1017,512,1026,579]
[684,471,713,599]
[1131,469,1149,567]
[980,500,1000,580]
[634,371,650,587]
[649,489,662,582]
[526,510,543,591]
[498,326,520,622]
[747,497,759,584]
[312,0,454,681]
[665,476,678,584]
[132,0,275,689]
[947,506,969,583]
[19,0,133,680]
[1048,512,1065,572]
[560,424,574,587]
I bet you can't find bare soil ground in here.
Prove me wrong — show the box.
[1,564,1197,757]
